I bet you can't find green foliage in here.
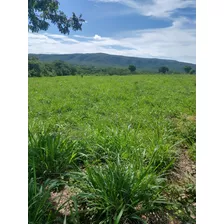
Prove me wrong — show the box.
[184,66,196,74]
[28,128,82,180]
[71,156,171,223]
[28,59,136,77]
[28,58,195,77]
[52,60,75,76]
[190,69,196,74]
[28,75,196,223]
[29,53,196,73]
[28,174,63,224]
[128,64,136,73]
[28,56,77,77]
[168,183,196,223]
[158,66,169,74]
[42,63,57,77]
[28,57,43,77]
[28,0,84,34]
[184,66,192,74]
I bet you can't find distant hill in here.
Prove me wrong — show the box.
[29,53,196,73]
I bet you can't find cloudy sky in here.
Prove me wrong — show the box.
[28,0,196,63]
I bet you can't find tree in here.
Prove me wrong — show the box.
[28,56,42,77]
[42,63,57,77]
[184,66,192,74]
[52,60,73,76]
[128,65,136,73]
[190,69,196,74]
[158,66,169,74]
[28,0,85,34]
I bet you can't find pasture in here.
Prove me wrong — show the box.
[28,75,196,224]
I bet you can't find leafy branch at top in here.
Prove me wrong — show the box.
[28,0,85,34]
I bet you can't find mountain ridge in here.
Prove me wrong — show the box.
[29,53,196,73]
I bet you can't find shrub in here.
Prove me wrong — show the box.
[69,153,173,223]
[28,128,82,181]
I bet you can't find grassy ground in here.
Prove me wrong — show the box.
[28,75,196,224]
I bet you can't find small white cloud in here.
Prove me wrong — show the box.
[93,34,102,40]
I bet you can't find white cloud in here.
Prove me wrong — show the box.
[172,16,195,28]
[43,33,79,43]
[73,34,92,39]
[28,18,195,63]
[93,0,196,18]
[44,34,67,39]
[93,34,102,40]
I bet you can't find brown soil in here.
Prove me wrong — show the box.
[171,148,196,184]
[49,185,81,216]
[168,148,196,224]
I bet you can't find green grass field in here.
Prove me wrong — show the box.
[28,75,196,224]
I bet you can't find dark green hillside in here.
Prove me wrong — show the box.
[29,53,196,73]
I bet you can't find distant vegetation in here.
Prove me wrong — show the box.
[184,66,196,74]
[28,55,196,77]
[128,64,137,73]
[158,66,169,74]
[28,56,136,77]
[29,53,196,74]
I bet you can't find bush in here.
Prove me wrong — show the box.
[28,177,60,224]
[69,153,173,223]
[28,57,42,77]
[28,128,82,181]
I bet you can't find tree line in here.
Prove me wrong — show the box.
[28,57,137,77]
[157,65,195,74]
[128,65,195,74]
[28,57,195,77]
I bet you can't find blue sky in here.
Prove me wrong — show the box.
[28,0,196,63]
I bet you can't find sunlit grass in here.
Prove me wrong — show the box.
[28,74,196,223]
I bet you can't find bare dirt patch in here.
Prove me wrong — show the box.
[167,148,196,223]
[172,148,196,184]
